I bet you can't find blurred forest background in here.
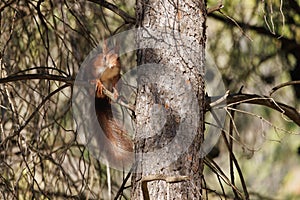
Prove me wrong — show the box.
[0,0,300,199]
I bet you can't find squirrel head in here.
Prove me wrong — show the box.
[91,40,120,79]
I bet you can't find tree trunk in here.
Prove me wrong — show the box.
[131,0,206,199]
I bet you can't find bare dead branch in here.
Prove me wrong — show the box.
[204,157,243,197]
[0,0,16,13]
[270,80,300,96]
[0,73,135,112]
[114,170,132,200]
[228,102,239,199]
[2,74,297,126]
[87,0,135,24]
[210,110,249,199]
[0,84,70,148]
[207,1,223,14]
[101,84,136,112]
[207,93,300,126]
[218,10,253,41]
[0,74,73,85]
[227,93,300,126]
[209,12,296,44]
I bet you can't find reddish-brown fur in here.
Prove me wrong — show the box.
[88,41,133,168]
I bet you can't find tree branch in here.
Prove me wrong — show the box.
[87,0,135,24]
[101,84,136,111]
[0,73,135,111]
[0,74,74,85]
[206,93,300,126]
[2,75,298,125]
[0,84,70,149]
[207,1,223,14]
[270,80,300,96]
[209,12,296,45]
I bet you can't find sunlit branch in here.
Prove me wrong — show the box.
[207,93,300,126]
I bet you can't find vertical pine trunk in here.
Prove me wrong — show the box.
[132,0,206,199]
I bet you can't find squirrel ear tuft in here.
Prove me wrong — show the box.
[103,39,120,54]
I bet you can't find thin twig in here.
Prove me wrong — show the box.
[87,0,135,24]
[227,94,300,126]
[210,110,249,199]
[0,84,70,148]
[207,93,300,127]
[229,105,239,199]
[207,1,223,14]
[101,85,135,111]
[216,175,226,199]
[269,80,300,96]
[204,157,243,197]
[218,10,253,41]
[227,106,297,136]
[209,90,229,108]
[278,0,285,39]
[114,170,132,200]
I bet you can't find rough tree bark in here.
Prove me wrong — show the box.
[131,0,206,199]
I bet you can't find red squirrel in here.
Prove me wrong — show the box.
[88,40,133,167]
[89,40,121,98]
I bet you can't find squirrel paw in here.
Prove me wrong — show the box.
[90,79,105,98]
